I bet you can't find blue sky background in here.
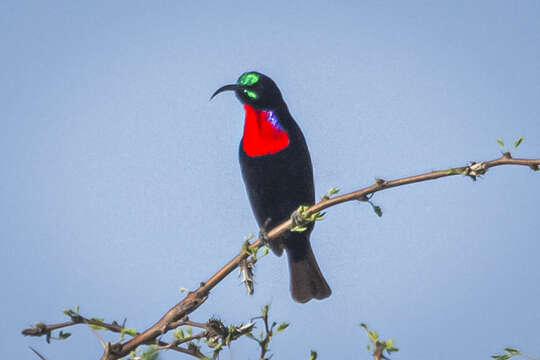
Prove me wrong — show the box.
[2,1,539,359]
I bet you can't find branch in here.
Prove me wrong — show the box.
[21,153,539,360]
[22,312,204,357]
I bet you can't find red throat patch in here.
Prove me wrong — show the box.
[241,104,290,156]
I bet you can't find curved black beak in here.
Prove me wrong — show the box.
[210,84,240,101]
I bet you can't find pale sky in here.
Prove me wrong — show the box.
[2,1,540,359]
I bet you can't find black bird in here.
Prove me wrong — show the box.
[211,71,331,303]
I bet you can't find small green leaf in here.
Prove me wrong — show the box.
[322,187,341,200]
[496,138,505,148]
[179,287,188,293]
[88,318,105,330]
[141,345,159,360]
[122,328,137,337]
[291,226,308,232]
[241,240,249,254]
[276,322,289,333]
[329,187,340,195]
[261,305,269,318]
[367,330,379,343]
[360,323,368,330]
[386,338,399,353]
[261,246,270,257]
[174,328,185,339]
[186,326,193,337]
[62,309,78,317]
[58,331,71,339]
[225,324,236,345]
[309,350,318,360]
[513,137,524,149]
[314,212,326,221]
[373,205,383,217]
[251,245,259,257]
[492,354,511,360]
[504,348,521,355]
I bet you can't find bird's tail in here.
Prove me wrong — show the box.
[287,240,331,303]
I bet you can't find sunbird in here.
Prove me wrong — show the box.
[212,71,331,303]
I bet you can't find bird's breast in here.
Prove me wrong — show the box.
[241,104,290,157]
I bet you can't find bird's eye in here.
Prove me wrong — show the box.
[238,72,260,86]
[243,89,258,99]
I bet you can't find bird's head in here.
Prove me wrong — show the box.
[211,71,284,110]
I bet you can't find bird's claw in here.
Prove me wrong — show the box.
[290,209,304,227]
[259,218,272,246]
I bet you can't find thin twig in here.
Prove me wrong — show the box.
[22,313,204,357]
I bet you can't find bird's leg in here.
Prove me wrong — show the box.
[259,218,273,246]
